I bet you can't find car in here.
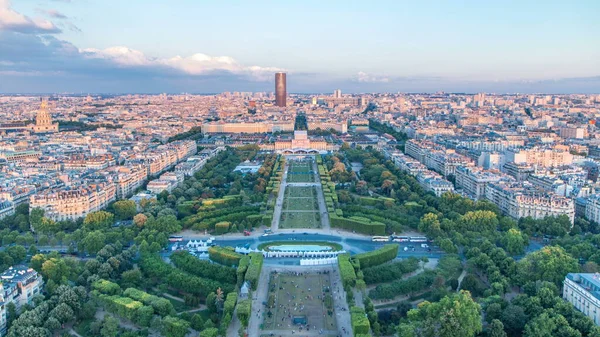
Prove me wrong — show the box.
[403,247,408,251]
[421,243,429,248]
[262,233,269,237]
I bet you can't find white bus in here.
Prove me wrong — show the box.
[168,235,183,242]
[392,236,410,242]
[372,236,390,242]
[409,236,428,243]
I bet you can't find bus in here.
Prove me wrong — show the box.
[168,235,184,242]
[372,236,390,242]
[391,236,410,242]
[409,236,428,243]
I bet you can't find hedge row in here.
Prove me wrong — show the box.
[224,292,238,317]
[140,255,232,298]
[354,244,399,269]
[330,215,386,235]
[236,256,250,288]
[170,250,237,285]
[246,214,263,227]
[338,253,357,290]
[96,294,145,323]
[237,299,251,328]
[351,306,371,335]
[122,288,175,317]
[368,270,437,300]
[208,246,244,267]
[202,195,242,207]
[92,279,121,295]
[362,257,420,284]
[245,252,264,290]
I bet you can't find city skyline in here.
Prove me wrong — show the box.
[0,0,599,93]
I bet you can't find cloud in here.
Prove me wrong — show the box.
[81,47,283,81]
[37,8,68,19]
[0,0,61,33]
[356,71,390,83]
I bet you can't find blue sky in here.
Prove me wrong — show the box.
[1,0,599,93]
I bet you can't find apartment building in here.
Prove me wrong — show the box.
[455,166,503,200]
[146,172,184,194]
[0,201,14,219]
[584,194,600,224]
[29,182,117,221]
[108,164,148,199]
[485,181,575,223]
[0,266,44,335]
[416,172,455,197]
[505,148,574,167]
[563,273,600,325]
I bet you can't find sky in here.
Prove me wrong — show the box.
[0,0,599,94]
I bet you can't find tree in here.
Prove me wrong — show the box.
[101,315,119,337]
[419,213,442,238]
[83,211,114,230]
[133,213,148,228]
[517,246,579,287]
[500,305,528,336]
[523,310,580,337]
[502,228,527,255]
[162,316,190,337]
[403,291,482,337]
[49,303,75,323]
[487,319,507,337]
[41,258,70,284]
[81,231,107,254]
[29,208,45,231]
[113,200,136,220]
[215,288,224,314]
[206,292,217,313]
[6,302,17,328]
[459,210,498,232]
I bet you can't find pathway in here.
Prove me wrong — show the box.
[270,157,290,231]
[312,157,331,231]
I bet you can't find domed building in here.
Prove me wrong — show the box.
[32,100,58,133]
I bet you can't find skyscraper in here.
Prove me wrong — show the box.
[333,89,342,98]
[275,72,286,107]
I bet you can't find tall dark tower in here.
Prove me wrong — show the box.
[275,72,286,107]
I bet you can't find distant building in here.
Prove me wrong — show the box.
[564,273,600,325]
[31,100,58,133]
[275,72,287,107]
[274,130,334,154]
[30,182,117,221]
[485,181,575,223]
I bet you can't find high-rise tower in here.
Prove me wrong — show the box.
[275,72,286,107]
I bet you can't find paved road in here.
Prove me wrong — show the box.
[173,232,444,259]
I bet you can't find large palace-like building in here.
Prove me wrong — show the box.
[32,100,58,133]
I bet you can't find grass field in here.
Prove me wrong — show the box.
[286,160,315,183]
[279,186,321,228]
[261,272,337,335]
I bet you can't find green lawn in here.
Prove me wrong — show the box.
[279,211,321,229]
[280,186,321,229]
[287,160,315,183]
